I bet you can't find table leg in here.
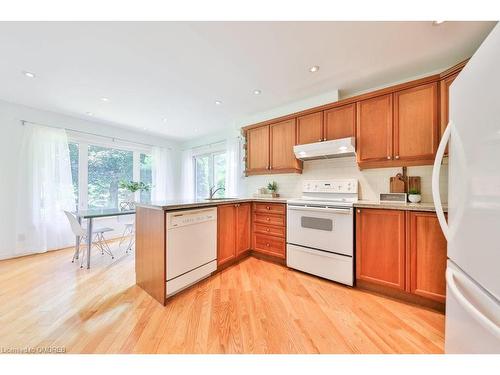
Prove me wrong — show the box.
[86,217,93,269]
[75,216,82,260]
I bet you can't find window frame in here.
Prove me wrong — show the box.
[193,150,227,200]
[67,132,152,210]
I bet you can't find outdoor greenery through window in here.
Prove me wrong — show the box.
[195,151,226,200]
[68,138,152,210]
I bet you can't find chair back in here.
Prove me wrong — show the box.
[64,211,85,237]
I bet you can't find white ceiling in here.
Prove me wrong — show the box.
[0,21,495,141]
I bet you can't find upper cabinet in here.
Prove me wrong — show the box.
[394,82,438,162]
[246,125,270,174]
[324,103,356,141]
[356,94,393,164]
[297,112,323,145]
[246,119,302,175]
[243,60,466,174]
[270,119,302,173]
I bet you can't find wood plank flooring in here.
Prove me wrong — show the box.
[0,244,444,353]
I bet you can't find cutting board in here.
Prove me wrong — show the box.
[390,174,406,193]
[408,176,421,193]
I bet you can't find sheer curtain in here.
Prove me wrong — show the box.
[225,137,243,197]
[151,146,174,201]
[180,149,195,201]
[15,124,76,255]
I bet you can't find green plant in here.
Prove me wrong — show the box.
[119,180,151,193]
[267,181,278,193]
[408,188,420,195]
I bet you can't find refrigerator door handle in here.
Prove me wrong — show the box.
[432,121,451,241]
[446,267,500,339]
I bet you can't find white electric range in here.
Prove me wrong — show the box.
[286,179,358,286]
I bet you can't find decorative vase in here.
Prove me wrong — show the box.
[408,194,422,203]
[120,191,136,210]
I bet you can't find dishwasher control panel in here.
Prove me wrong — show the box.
[168,208,217,229]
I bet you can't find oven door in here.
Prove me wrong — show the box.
[287,204,353,256]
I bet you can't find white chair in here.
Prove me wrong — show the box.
[117,215,135,253]
[64,211,115,267]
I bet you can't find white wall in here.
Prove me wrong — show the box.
[244,156,448,203]
[0,99,182,260]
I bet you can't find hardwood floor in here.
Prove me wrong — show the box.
[0,244,445,354]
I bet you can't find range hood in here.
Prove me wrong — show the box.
[293,137,356,161]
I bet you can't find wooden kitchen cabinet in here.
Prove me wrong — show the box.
[394,82,439,162]
[408,211,447,303]
[270,118,302,173]
[324,103,356,141]
[252,202,286,260]
[296,111,323,145]
[356,94,393,164]
[246,125,270,174]
[217,203,251,267]
[356,208,406,290]
[440,72,459,156]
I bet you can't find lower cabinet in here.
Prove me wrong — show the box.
[356,208,447,304]
[217,203,251,267]
[252,202,286,259]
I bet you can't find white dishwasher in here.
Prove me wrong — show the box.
[166,207,217,297]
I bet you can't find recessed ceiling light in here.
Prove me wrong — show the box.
[253,89,262,95]
[22,71,36,78]
[433,21,446,25]
[215,100,222,105]
[142,127,147,130]
[309,66,320,73]
[86,112,94,116]
[100,97,110,102]
[162,118,168,123]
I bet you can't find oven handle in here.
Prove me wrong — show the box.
[287,205,353,214]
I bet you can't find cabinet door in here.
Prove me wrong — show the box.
[217,205,236,266]
[324,103,355,140]
[440,73,458,156]
[408,211,447,303]
[246,125,270,173]
[356,208,406,290]
[356,94,393,163]
[236,203,251,256]
[394,82,438,161]
[296,112,323,145]
[270,119,301,171]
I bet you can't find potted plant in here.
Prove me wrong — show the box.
[267,181,278,197]
[119,180,150,209]
[408,188,422,203]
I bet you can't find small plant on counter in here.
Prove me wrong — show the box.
[408,188,422,203]
[267,181,278,193]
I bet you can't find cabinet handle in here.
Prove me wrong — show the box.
[266,228,270,232]
[266,243,270,247]
[266,206,270,210]
[387,156,391,160]
[395,155,400,159]
[357,209,361,213]
[266,217,270,221]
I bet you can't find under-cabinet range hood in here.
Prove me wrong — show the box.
[293,137,356,160]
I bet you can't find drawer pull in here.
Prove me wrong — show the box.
[266,206,270,210]
[266,243,270,247]
[266,217,270,221]
[266,228,270,232]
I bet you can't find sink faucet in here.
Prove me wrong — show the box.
[209,186,225,199]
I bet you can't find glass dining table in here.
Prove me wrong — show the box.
[73,208,135,269]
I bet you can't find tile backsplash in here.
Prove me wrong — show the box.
[244,156,448,203]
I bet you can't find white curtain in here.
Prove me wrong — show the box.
[151,146,174,202]
[225,137,243,197]
[15,124,76,255]
[180,149,195,201]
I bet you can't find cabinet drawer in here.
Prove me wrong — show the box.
[253,202,286,215]
[253,233,285,258]
[253,223,285,238]
[253,212,285,226]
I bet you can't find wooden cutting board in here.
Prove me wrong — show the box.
[390,174,406,193]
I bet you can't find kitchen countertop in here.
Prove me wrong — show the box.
[353,200,447,213]
[135,197,288,211]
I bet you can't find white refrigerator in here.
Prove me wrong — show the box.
[432,22,500,353]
